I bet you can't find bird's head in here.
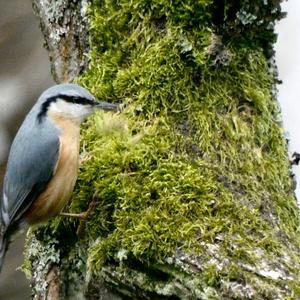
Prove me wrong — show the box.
[37,84,118,124]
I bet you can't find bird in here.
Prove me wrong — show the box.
[0,83,118,271]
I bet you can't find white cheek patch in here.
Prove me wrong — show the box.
[50,100,73,114]
[49,100,93,120]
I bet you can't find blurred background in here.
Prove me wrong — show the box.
[0,0,299,298]
[276,0,300,202]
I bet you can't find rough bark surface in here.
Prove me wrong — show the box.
[43,267,60,300]
[26,0,300,299]
[32,0,89,83]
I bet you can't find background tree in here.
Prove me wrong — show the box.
[25,0,300,298]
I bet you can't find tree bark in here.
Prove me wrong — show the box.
[27,0,300,299]
[32,0,89,83]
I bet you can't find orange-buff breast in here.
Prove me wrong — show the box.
[25,115,80,224]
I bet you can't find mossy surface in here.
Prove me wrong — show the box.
[25,0,300,298]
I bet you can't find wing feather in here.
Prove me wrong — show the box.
[1,113,60,227]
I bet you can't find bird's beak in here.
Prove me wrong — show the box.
[94,102,119,112]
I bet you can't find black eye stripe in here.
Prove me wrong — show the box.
[37,94,96,123]
[57,94,96,106]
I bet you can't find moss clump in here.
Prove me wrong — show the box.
[25,0,300,298]
[211,1,285,57]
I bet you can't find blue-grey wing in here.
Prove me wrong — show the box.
[1,114,60,227]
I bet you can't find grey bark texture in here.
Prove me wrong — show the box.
[32,0,89,83]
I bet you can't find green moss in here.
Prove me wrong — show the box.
[25,0,300,298]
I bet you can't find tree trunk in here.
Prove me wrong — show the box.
[26,0,300,299]
[31,0,89,83]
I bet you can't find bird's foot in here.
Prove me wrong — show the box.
[59,212,87,220]
[60,197,98,236]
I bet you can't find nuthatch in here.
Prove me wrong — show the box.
[0,84,118,271]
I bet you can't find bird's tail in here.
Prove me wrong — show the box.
[0,227,8,272]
